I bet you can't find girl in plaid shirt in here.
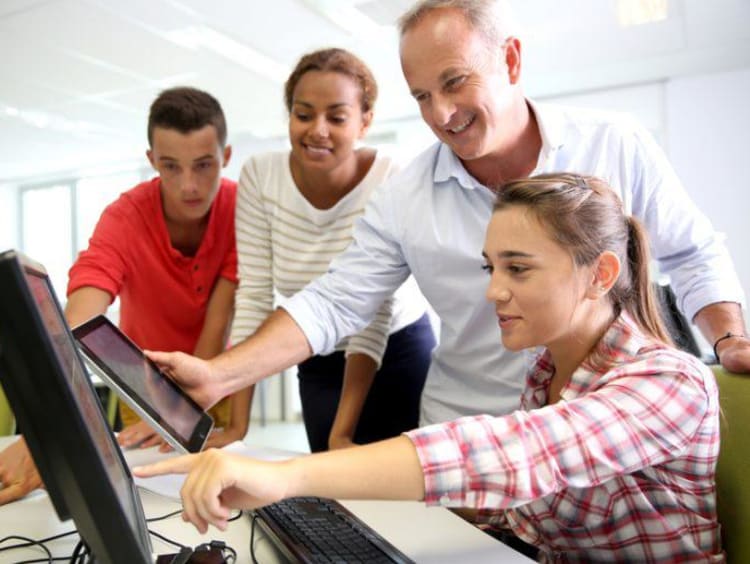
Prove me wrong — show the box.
[137,173,723,562]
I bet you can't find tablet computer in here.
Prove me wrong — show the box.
[72,314,213,454]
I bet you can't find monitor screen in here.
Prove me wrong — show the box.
[0,250,152,563]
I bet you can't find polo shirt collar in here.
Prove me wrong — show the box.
[152,176,218,261]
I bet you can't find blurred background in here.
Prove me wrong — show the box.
[1,0,748,425]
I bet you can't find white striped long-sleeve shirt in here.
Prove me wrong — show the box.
[231,150,425,365]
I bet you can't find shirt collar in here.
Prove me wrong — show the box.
[528,312,662,397]
[526,98,565,165]
[432,99,566,187]
[433,142,488,191]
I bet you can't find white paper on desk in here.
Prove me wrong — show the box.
[125,441,295,500]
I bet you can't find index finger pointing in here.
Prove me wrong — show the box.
[133,454,196,478]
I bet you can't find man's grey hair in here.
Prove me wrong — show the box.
[397,0,518,47]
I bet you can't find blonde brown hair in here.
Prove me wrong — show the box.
[398,0,516,47]
[493,173,672,345]
[284,48,377,114]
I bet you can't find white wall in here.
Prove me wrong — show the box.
[542,82,666,142]
[665,67,750,327]
[0,185,18,251]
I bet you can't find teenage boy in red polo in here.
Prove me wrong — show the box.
[0,87,251,505]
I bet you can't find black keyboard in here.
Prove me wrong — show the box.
[252,496,414,563]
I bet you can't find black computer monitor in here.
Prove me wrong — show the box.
[0,250,153,563]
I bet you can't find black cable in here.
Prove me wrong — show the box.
[69,539,86,563]
[249,513,261,564]
[148,528,188,550]
[1,530,79,546]
[3,509,243,563]
[209,540,237,563]
[80,541,92,563]
[0,534,53,563]
[146,508,243,555]
[146,508,183,523]
[0,529,91,563]
[11,558,70,564]
[191,539,238,564]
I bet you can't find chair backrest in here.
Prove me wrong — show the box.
[712,365,750,563]
[655,283,703,358]
[0,383,16,435]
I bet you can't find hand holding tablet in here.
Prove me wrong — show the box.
[72,315,214,454]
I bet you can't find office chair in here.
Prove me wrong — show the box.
[106,389,119,430]
[0,383,16,435]
[711,365,750,563]
[654,282,703,359]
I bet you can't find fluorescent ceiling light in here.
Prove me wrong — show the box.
[617,0,669,27]
[164,25,288,82]
[302,0,391,38]
[2,104,105,136]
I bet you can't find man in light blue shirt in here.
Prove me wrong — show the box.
[147,0,749,426]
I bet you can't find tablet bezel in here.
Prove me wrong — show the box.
[72,314,213,454]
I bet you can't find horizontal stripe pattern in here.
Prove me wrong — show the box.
[230,151,424,364]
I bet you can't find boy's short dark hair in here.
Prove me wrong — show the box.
[147,87,227,147]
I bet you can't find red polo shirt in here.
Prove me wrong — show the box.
[68,177,237,355]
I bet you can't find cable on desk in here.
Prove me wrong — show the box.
[146,508,184,523]
[0,534,53,564]
[148,517,241,562]
[146,507,242,552]
[148,528,188,550]
[193,540,238,564]
[146,507,241,525]
[10,558,69,564]
[0,534,53,561]
[69,539,91,563]
[249,512,261,564]
[0,532,78,563]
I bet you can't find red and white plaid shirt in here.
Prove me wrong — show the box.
[406,314,723,562]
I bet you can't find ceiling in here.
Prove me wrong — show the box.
[1,0,749,183]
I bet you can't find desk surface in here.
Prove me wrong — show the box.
[0,436,532,563]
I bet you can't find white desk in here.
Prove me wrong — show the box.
[0,437,532,563]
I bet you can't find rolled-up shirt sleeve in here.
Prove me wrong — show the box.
[345,296,394,368]
[626,122,745,319]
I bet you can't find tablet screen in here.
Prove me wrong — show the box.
[73,315,213,453]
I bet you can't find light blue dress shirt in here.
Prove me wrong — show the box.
[283,101,744,425]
